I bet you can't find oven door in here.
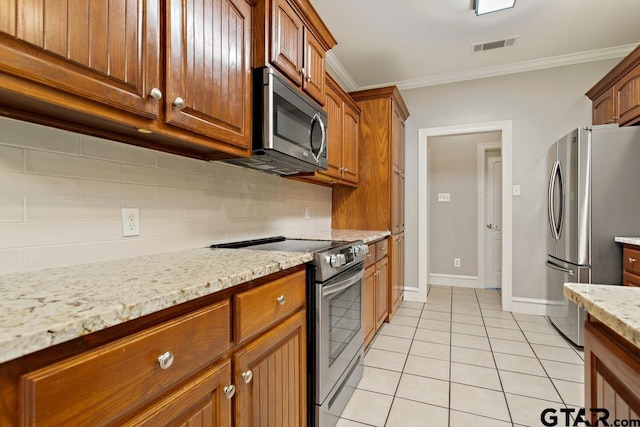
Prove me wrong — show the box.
[316,263,364,403]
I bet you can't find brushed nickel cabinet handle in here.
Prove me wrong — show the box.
[629,257,637,264]
[223,385,236,399]
[157,351,174,370]
[242,370,253,383]
[277,295,285,305]
[174,97,186,110]
[149,88,163,100]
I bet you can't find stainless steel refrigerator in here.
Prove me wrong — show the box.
[546,125,640,346]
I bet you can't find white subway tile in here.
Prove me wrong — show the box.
[26,198,122,221]
[0,117,79,154]
[157,151,210,175]
[79,221,122,242]
[80,180,155,201]
[128,202,185,220]
[156,186,207,203]
[0,171,78,198]
[123,164,186,187]
[80,134,156,166]
[0,222,78,249]
[0,196,23,221]
[0,249,24,274]
[208,161,246,179]
[185,173,216,190]
[26,150,122,181]
[154,220,208,237]
[24,241,122,270]
[121,236,188,258]
[0,145,23,172]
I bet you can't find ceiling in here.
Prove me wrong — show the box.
[310,0,640,91]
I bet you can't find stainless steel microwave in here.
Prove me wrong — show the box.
[225,66,328,176]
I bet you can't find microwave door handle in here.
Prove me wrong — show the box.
[322,269,364,298]
[310,113,326,164]
[546,260,575,276]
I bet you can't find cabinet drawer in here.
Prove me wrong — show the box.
[21,300,231,427]
[623,246,640,275]
[376,239,389,262]
[365,243,376,268]
[623,271,640,287]
[235,269,306,344]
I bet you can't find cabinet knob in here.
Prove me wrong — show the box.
[149,87,163,100]
[629,257,637,264]
[173,97,186,110]
[157,351,175,370]
[242,369,253,383]
[277,295,286,305]
[223,385,236,399]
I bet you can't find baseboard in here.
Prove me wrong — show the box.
[428,273,480,288]
[402,285,426,303]
[511,297,565,316]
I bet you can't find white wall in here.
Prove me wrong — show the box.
[0,117,331,274]
[403,59,619,300]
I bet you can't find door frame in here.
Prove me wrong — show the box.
[417,121,513,312]
[478,142,502,289]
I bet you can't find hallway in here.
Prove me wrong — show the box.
[337,285,585,426]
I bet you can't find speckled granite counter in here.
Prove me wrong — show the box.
[0,248,312,364]
[564,283,640,348]
[615,236,640,246]
[289,229,391,244]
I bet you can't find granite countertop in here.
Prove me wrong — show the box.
[564,283,640,348]
[0,248,312,365]
[615,237,640,246]
[0,229,389,365]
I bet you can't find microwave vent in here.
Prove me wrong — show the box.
[472,36,517,53]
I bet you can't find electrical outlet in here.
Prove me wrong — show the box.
[122,208,140,237]
[454,258,461,268]
[305,206,311,220]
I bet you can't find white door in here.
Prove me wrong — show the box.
[484,151,502,288]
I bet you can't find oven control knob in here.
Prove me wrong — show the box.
[328,254,346,267]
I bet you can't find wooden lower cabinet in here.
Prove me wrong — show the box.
[585,317,640,424]
[1,267,306,427]
[622,244,640,287]
[363,239,389,347]
[389,233,405,319]
[234,310,306,427]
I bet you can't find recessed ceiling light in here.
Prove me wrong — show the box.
[474,0,516,15]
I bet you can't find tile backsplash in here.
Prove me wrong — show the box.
[0,117,331,274]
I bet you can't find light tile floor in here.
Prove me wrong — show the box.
[337,285,585,427]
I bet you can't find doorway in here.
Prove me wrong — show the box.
[478,144,502,289]
[413,121,513,312]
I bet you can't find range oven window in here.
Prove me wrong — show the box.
[328,281,361,365]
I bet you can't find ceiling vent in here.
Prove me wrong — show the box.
[472,36,517,53]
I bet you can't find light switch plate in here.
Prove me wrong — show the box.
[438,193,451,202]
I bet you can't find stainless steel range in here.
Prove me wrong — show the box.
[211,236,367,427]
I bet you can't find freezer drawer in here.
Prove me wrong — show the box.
[546,257,586,347]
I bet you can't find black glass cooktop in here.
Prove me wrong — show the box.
[211,236,345,253]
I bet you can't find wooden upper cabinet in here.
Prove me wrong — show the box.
[342,102,359,184]
[256,0,336,105]
[324,84,344,179]
[0,0,161,119]
[302,28,325,103]
[270,0,304,86]
[592,87,616,125]
[587,45,640,127]
[166,0,252,149]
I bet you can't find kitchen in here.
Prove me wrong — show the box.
[1,0,640,426]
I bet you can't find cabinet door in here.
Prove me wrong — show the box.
[391,103,405,171]
[342,102,360,185]
[323,83,344,180]
[234,310,307,427]
[122,361,232,427]
[302,28,325,104]
[0,0,161,119]
[375,257,389,329]
[592,87,616,125]
[363,265,376,347]
[270,0,303,86]
[166,0,252,148]
[390,234,404,318]
[616,63,640,126]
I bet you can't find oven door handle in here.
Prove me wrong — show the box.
[322,269,365,298]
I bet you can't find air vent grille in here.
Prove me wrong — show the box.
[472,36,517,53]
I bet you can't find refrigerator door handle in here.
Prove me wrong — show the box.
[546,260,575,276]
[548,161,563,240]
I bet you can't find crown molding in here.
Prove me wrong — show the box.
[325,51,359,92]
[352,43,637,91]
